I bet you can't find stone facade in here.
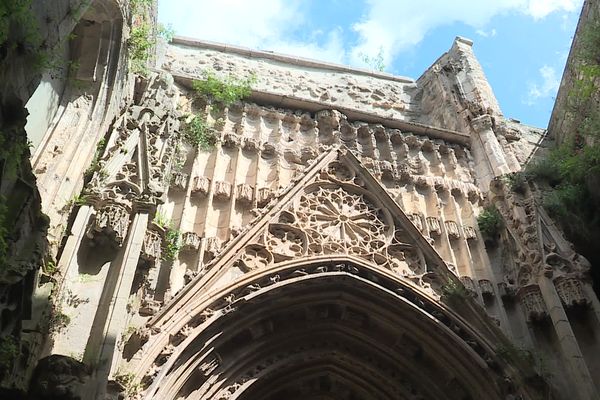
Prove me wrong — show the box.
[2,1,600,399]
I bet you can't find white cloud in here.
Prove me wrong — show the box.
[476,28,497,38]
[159,0,346,64]
[526,65,560,105]
[350,0,582,67]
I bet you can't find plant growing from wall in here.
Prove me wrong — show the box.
[128,21,153,75]
[501,172,527,194]
[0,335,18,377]
[49,307,71,333]
[114,371,142,398]
[163,228,182,261]
[183,114,217,151]
[441,278,469,302]
[192,70,256,108]
[0,196,9,274]
[477,205,503,241]
[359,46,386,72]
[84,137,108,180]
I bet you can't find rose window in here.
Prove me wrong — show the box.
[295,187,389,250]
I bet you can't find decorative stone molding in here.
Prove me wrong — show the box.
[191,176,211,197]
[409,213,423,232]
[470,114,493,132]
[90,203,131,245]
[498,282,517,301]
[242,137,259,152]
[445,220,461,240]
[181,232,202,252]
[459,276,477,296]
[256,187,273,207]
[426,216,441,236]
[214,181,232,201]
[379,160,396,180]
[170,172,188,191]
[223,133,240,148]
[205,237,223,258]
[555,277,588,308]
[478,279,494,299]
[519,286,548,322]
[236,183,254,205]
[463,225,477,240]
[141,228,163,262]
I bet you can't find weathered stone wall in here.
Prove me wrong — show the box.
[548,0,600,144]
[4,4,600,398]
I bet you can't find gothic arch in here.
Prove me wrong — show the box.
[135,256,524,400]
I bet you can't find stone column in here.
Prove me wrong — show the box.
[538,277,598,400]
[58,205,94,283]
[87,211,148,397]
[470,115,510,190]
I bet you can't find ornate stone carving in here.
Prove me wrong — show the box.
[519,286,548,322]
[409,213,423,232]
[459,276,476,296]
[463,225,477,240]
[295,186,389,258]
[236,183,254,205]
[555,277,588,308]
[90,203,130,245]
[181,232,201,252]
[223,133,240,148]
[237,244,272,271]
[479,279,494,299]
[256,187,273,207]
[214,181,232,201]
[205,237,223,258]
[191,176,211,197]
[242,137,259,152]
[379,160,396,180]
[170,172,188,191]
[426,216,441,236]
[266,224,306,261]
[445,220,460,240]
[141,228,162,262]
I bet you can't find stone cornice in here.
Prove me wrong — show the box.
[172,74,472,146]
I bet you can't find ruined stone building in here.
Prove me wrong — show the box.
[1,0,600,399]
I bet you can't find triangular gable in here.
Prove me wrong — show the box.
[152,146,456,323]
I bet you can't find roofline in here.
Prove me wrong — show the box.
[171,36,415,84]
[171,74,471,146]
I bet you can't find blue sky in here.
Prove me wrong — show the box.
[158,0,583,128]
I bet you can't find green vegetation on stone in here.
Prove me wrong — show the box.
[477,205,503,239]
[163,228,181,261]
[183,114,217,150]
[0,335,18,377]
[192,70,256,108]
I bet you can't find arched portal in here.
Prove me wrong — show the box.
[139,257,519,400]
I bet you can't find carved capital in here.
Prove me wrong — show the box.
[214,181,232,201]
[518,285,548,322]
[91,203,131,245]
[555,277,588,308]
[471,114,493,133]
[181,232,202,252]
[191,176,211,197]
